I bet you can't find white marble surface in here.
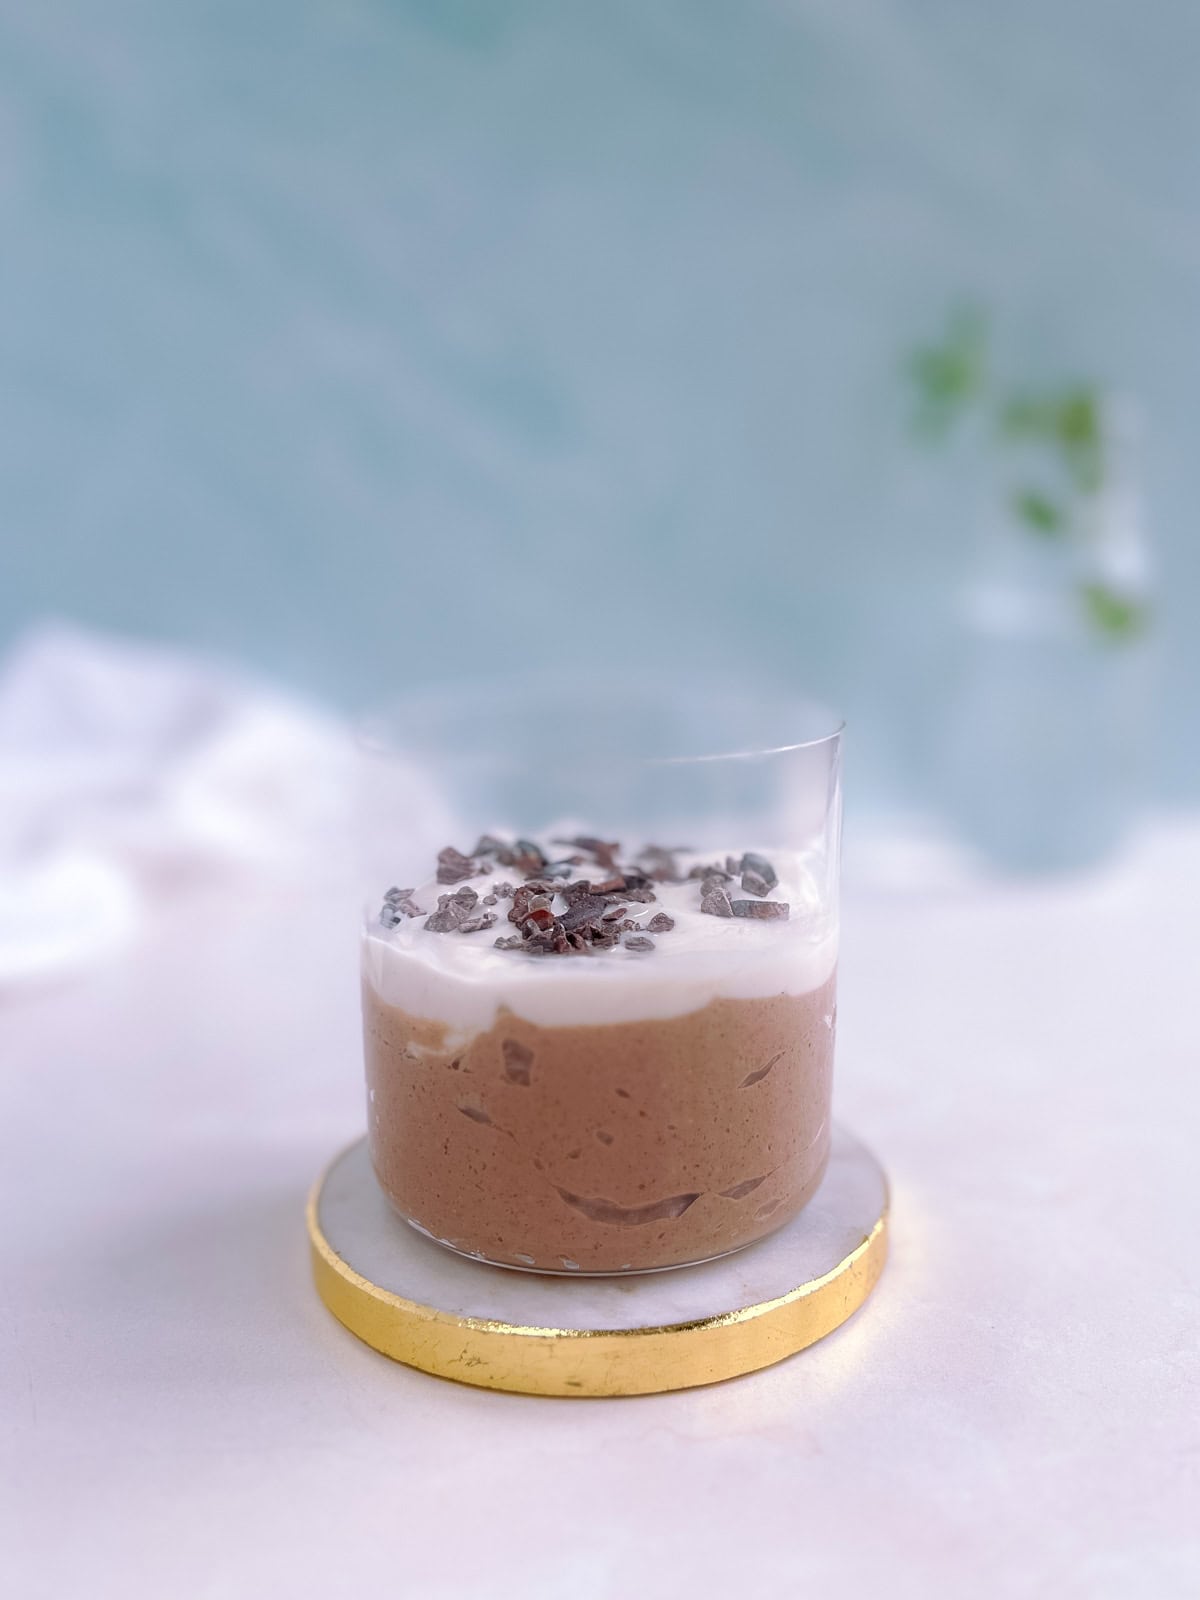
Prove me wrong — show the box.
[3,822,1199,1598]
[318,1129,885,1333]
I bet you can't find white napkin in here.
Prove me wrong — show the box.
[0,623,357,984]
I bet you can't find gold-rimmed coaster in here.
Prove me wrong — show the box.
[309,1127,888,1397]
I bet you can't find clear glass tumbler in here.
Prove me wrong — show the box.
[358,677,842,1275]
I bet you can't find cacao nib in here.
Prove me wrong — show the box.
[740,852,778,889]
[700,885,734,917]
[730,899,789,920]
[591,875,626,895]
[436,846,476,885]
[561,894,609,933]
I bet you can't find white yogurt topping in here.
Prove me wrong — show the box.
[362,849,837,1033]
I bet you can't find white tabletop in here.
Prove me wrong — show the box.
[3,824,1198,1599]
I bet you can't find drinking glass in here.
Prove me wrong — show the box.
[358,676,843,1275]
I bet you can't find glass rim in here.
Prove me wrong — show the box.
[356,672,844,766]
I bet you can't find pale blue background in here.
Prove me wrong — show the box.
[2,1,1197,807]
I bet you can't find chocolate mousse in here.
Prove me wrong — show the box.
[362,835,837,1274]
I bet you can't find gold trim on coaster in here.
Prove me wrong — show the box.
[307,1149,888,1397]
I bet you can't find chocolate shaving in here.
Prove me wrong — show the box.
[620,869,653,889]
[560,894,609,934]
[425,902,468,932]
[436,846,476,884]
[524,894,555,928]
[508,839,546,875]
[501,1038,533,1085]
[400,835,791,957]
[731,899,790,920]
[638,846,684,883]
[719,1174,767,1199]
[554,836,619,871]
[521,878,561,896]
[508,886,534,923]
[700,885,734,917]
[426,887,488,931]
[381,885,422,926]
[688,862,728,881]
[740,1051,784,1088]
[552,1186,700,1226]
[741,852,778,889]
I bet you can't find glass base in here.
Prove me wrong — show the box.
[399,1204,787,1278]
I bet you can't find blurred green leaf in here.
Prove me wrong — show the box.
[1056,388,1101,449]
[906,308,987,440]
[1012,488,1066,537]
[1056,387,1104,491]
[1000,383,1106,493]
[1079,582,1150,642]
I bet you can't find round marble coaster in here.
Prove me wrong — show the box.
[309,1127,888,1397]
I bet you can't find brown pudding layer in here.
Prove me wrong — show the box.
[363,974,835,1274]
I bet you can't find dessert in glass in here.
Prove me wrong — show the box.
[359,682,842,1275]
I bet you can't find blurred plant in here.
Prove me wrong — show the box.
[907,307,988,439]
[906,311,1150,643]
